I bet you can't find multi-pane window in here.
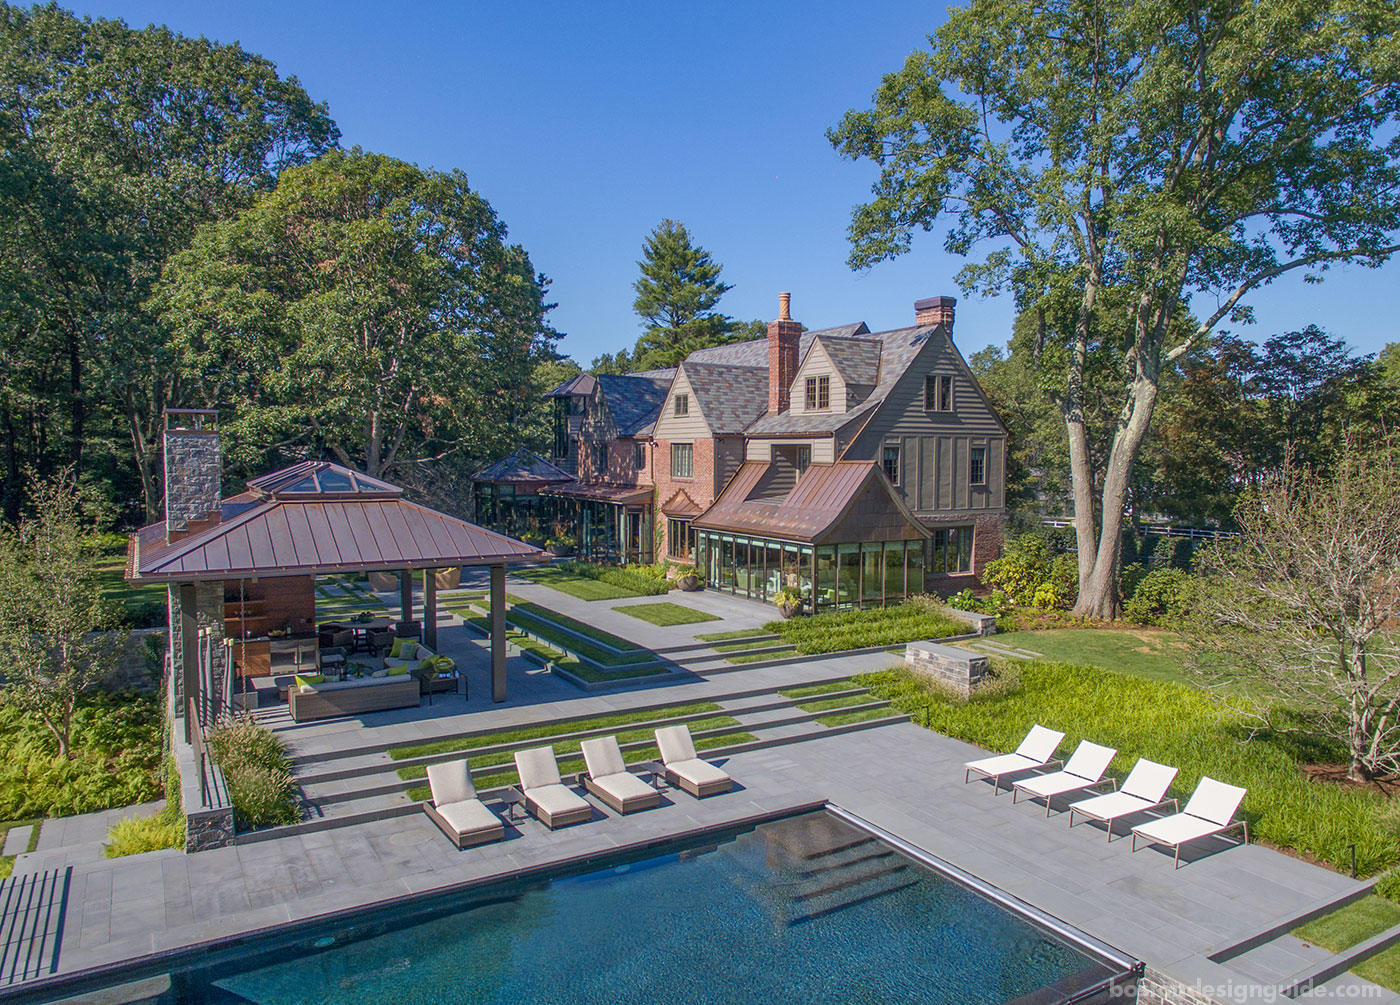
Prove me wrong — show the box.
[668,518,694,558]
[930,526,974,574]
[804,375,831,410]
[794,445,811,474]
[969,446,986,485]
[634,441,646,469]
[671,443,694,478]
[882,445,901,484]
[924,374,953,411]
[595,443,608,473]
[674,394,689,416]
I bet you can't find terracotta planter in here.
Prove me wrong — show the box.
[433,566,461,590]
[677,575,701,592]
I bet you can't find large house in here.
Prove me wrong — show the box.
[473,293,1007,612]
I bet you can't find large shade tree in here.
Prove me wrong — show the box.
[157,149,557,481]
[0,3,338,521]
[829,0,1400,617]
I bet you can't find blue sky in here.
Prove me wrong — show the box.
[71,1,1399,365]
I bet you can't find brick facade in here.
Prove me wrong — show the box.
[767,317,801,416]
[653,437,717,562]
[576,436,653,487]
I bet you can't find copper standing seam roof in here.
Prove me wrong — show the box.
[659,489,703,517]
[470,449,575,484]
[692,460,930,544]
[128,461,545,583]
[539,482,654,505]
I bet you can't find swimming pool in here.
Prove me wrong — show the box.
[30,809,1138,1004]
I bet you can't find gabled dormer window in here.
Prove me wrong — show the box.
[674,394,689,416]
[804,375,830,410]
[925,374,953,412]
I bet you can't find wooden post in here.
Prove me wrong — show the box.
[423,569,438,649]
[490,564,507,702]
[180,582,198,742]
[399,568,414,631]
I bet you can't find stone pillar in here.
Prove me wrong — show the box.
[423,569,438,650]
[490,564,507,702]
[162,413,221,539]
[905,641,988,698]
[170,581,226,736]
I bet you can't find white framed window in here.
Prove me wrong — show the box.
[671,443,694,479]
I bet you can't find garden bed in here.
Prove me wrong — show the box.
[512,562,670,600]
[858,660,1400,875]
[765,603,965,655]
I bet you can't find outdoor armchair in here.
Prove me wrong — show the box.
[655,725,732,798]
[514,746,593,829]
[963,725,1065,793]
[1130,776,1248,868]
[1068,758,1179,841]
[423,759,505,849]
[580,736,660,814]
[1012,740,1118,816]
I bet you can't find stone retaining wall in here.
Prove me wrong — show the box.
[905,640,988,698]
[938,607,997,636]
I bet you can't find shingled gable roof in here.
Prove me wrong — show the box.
[810,334,883,387]
[678,361,770,434]
[684,323,869,368]
[692,460,929,544]
[127,461,544,583]
[546,372,595,397]
[745,324,936,436]
[595,372,674,437]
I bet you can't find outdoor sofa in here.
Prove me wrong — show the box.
[424,759,505,849]
[655,725,733,798]
[580,736,661,814]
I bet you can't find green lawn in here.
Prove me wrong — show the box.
[779,679,857,699]
[451,611,668,684]
[512,566,645,600]
[1294,895,1400,993]
[797,694,873,714]
[614,602,721,627]
[858,661,1400,875]
[94,553,167,628]
[817,706,896,727]
[388,701,725,760]
[765,603,965,655]
[0,819,41,879]
[697,628,776,643]
[453,599,653,668]
[707,638,796,664]
[981,628,1189,684]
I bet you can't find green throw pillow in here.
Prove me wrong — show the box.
[386,665,409,677]
[389,637,406,659]
[293,673,324,689]
[432,655,456,673]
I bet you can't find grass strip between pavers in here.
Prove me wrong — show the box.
[403,730,757,802]
[1295,895,1400,953]
[395,715,743,781]
[779,679,857,699]
[462,596,649,661]
[0,818,41,880]
[386,700,725,761]
[796,694,874,714]
[448,610,667,682]
[614,602,721,627]
[512,567,643,601]
[697,628,775,642]
[816,707,896,727]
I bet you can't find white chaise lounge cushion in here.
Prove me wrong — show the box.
[665,758,732,790]
[655,725,699,764]
[965,724,1065,775]
[427,760,478,806]
[515,746,564,790]
[527,783,590,818]
[1017,740,1116,798]
[580,737,654,802]
[433,797,501,836]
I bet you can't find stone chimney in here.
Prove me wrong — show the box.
[163,409,222,542]
[768,292,802,415]
[915,295,956,331]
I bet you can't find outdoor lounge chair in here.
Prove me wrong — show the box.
[1012,740,1118,815]
[514,746,593,829]
[423,760,505,849]
[1068,758,1179,841]
[1130,776,1248,868]
[963,725,1065,793]
[655,725,732,798]
[580,736,661,814]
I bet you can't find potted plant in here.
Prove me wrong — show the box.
[675,565,701,591]
[545,532,576,558]
[773,587,803,619]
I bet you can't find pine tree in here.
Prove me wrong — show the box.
[631,220,743,370]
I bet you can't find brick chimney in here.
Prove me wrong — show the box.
[915,295,956,330]
[163,409,222,542]
[768,292,802,415]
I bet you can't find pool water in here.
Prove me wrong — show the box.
[53,812,1125,1004]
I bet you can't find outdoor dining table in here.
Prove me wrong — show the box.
[348,617,391,652]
